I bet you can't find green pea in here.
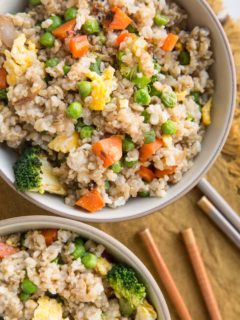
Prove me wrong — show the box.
[179,50,190,65]
[144,130,156,144]
[133,75,151,89]
[67,102,83,119]
[161,120,177,135]
[125,160,138,168]
[98,32,107,45]
[64,8,77,21]
[40,32,55,47]
[119,299,135,316]
[127,24,138,34]
[191,91,201,105]
[116,51,125,62]
[90,57,102,75]
[154,14,170,26]
[105,181,110,190]
[119,64,137,81]
[78,81,92,98]
[161,90,177,108]
[45,58,59,68]
[141,110,150,123]
[82,253,98,269]
[47,16,62,32]
[19,292,31,302]
[134,88,151,106]
[72,238,86,260]
[63,64,71,75]
[138,190,150,198]
[80,126,94,139]
[21,278,38,295]
[123,136,135,152]
[83,18,100,35]
[29,0,41,6]
[0,89,8,101]
[111,161,122,173]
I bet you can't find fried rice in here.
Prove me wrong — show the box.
[0,0,214,212]
[0,229,157,320]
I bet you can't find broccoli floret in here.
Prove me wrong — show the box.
[14,146,66,195]
[107,264,146,309]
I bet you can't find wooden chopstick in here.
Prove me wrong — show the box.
[198,196,240,249]
[198,179,240,232]
[182,228,222,320]
[139,228,192,320]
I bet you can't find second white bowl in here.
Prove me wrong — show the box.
[0,215,171,320]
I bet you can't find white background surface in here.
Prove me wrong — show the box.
[224,0,240,18]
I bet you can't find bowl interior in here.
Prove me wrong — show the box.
[0,216,171,320]
[0,0,235,222]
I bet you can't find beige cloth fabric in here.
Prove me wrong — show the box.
[0,2,239,319]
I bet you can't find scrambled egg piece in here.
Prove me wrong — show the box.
[176,91,187,102]
[86,66,116,111]
[33,296,64,320]
[4,34,38,86]
[48,132,79,153]
[95,257,112,276]
[202,98,212,126]
[162,135,173,148]
[40,157,67,196]
[135,301,157,320]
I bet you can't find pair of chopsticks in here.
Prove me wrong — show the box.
[140,228,222,320]
[197,179,240,249]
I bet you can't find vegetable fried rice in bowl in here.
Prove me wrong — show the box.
[0,0,235,220]
[0,216,170,320]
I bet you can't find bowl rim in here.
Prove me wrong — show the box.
[0,0,236,223]
[0,215,171,320]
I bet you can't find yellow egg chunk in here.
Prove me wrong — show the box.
[48,132,79,153]
[202,98,213,126]
[95,257,112,276]
[135,300,157,320]
[90,77,106,111]
[176,91,187,102]
[4,34,38,86]
[86,67,116,111]
[33,296,63,320]
[40,158,67,196]
[162,135,173,148]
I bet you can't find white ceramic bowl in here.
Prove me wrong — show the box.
[0,215,171,320]
[0,0,236,222]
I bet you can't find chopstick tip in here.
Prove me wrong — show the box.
[182,227,193,235]
[197,196,214,215]
[182,228,195,245]
[139,228,150,236]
